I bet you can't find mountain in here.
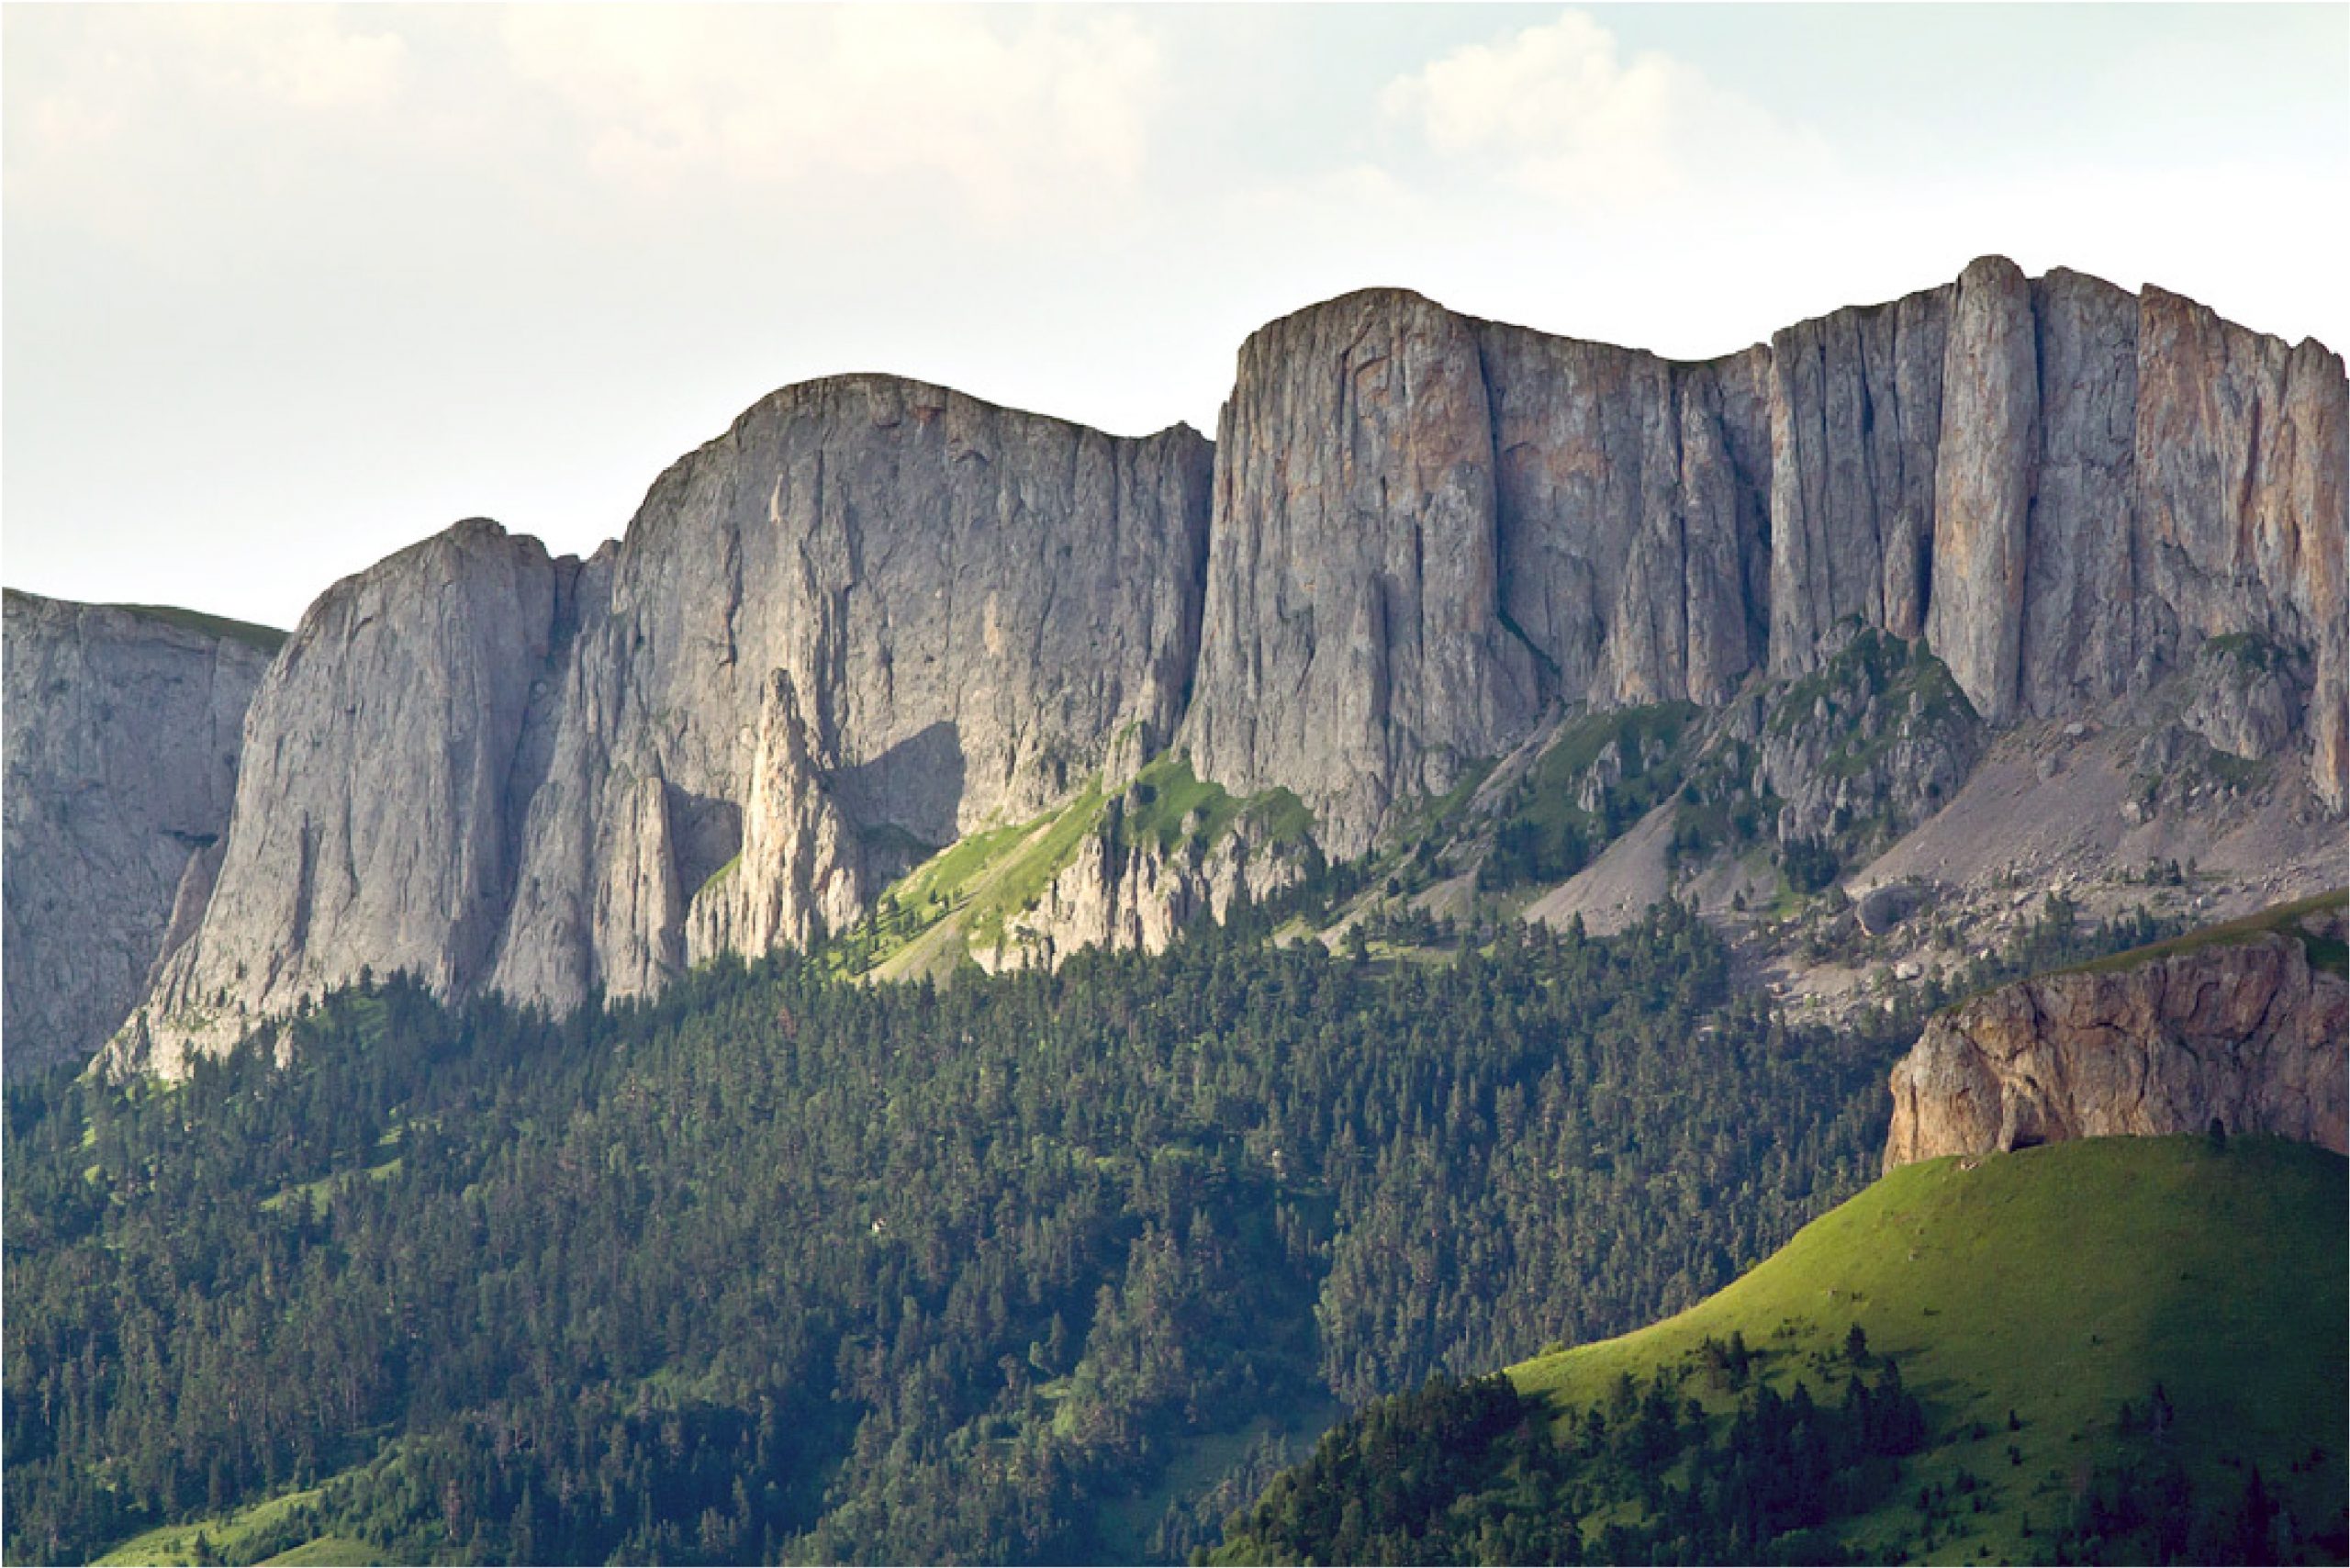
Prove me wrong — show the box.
[1217,1133,2348,1564]
[1,590,279,1077]
[22,257,2341,1080]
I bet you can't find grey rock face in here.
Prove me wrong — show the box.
[106,521,573,1078]
[1767,285,1950,666]
[489,377,1214,1012]
[1743,628,1985,852]
[114,383,1214,1071]
[2019,269,2139,717]
[1185,291,1783,858]
[1926,256,2038,723]
[1185,262,2344,849]
[1482,328,1773,713]
[2,592,273,1076]
[88,263,2347,1076]
[1183,291,1537,858]
[684,670,870,968]
[2132,286,2347,808]
[2179,638,2307,764]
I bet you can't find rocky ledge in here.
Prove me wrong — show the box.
[1883,904,2347,1170]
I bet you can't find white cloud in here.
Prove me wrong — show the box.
[1381,9,1833,208]
[495,7,1165,221]
[235,14,409,112]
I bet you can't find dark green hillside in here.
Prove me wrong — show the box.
[1219,1136,2347,1565]
[6,905,1915,1565]
[4,889,2210,1564]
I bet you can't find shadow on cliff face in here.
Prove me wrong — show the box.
[665,787,743,898]
[835,721,966,851]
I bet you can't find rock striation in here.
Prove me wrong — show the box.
[1185,262,2344,857]
[484,378,1214,1014]
[1183,290,1782,857]
[3,591,274,1076]
[1882,917,2348,1171]
[76,260,2349,1077]
[106,522,576,1078]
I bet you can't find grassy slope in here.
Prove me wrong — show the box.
[90,1484,386,1567]
[858,784,1108,981]
[2052,888,2347,979]
[1511,1135,2347,1562]
[106,602,289,655]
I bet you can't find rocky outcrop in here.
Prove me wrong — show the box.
[987,806,1308,972]
[684,670,870,966]
[1747,628,1985,849]
[2178,637,2308,764]
[106,383,1214,1073]
[487,377,1214,1013]
[2,592,274,1076]
[1883,915,2348,1170]
[106,521,576,1078]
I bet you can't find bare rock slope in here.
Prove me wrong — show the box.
[3,591,275,1076]
[1883,904,2348,1170]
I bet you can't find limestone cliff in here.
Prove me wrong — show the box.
[2,592,274,1076]
[105,383,1214,1075]
[106,521,577,1078]
[83,260,2348,1077]
[1883,911,2348,1171]
[1182,290,1539,858]
[486,377,1214,1013]
[1187,262,2344,851]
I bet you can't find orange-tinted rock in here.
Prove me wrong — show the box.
[1885,922,2348,1171]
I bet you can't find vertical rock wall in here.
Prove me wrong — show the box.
[1766,285,1950,669]
[1927,255,2039,723]
[2,593,273,1076]
[86,260,2348,1074]
[1181,291,1538,857]
[114,521,573,1076]
[488,376,1215,1012]
[111,382,1216,1069]
[1186,259,2344,852]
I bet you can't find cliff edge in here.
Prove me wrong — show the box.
[1883,898,2348,1170]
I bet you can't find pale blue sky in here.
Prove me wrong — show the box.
[6,4,2344,630]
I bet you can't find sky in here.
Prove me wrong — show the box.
[5,4,2345,632]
